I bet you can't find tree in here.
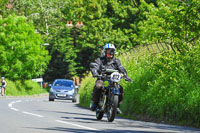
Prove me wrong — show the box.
[1,0,76,81]
[1,0,167,80]
[61,0,147,75]
[43,26,77,82]
[0,15,50,80]
[0,0,7,15]
[137,0,200,48]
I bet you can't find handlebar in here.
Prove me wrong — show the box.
[125,77,133,83]
[94,72,133,82]
[91,67,133,83]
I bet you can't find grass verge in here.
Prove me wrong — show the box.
[3,80,49,96]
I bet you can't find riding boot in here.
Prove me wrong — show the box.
[117,104,122,114]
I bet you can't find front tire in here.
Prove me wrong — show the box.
[96,110,104,120]
[107,95,118,122]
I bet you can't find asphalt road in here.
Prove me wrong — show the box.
[0,95,200,133]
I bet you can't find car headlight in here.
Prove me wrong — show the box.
[50,88,54,92]
[68,89,75,94]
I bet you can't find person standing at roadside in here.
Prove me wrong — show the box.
[1,77,7,96]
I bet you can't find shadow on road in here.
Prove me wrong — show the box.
[37,98,200,132]
[114,118,200,133]
[25,126,171,133]
[25,127,100,133]
[61,116,97,121]
[36,109,96,117]
[57,111,95,117]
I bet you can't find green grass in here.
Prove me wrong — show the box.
[78,73,96,107]
[5,80,48,96]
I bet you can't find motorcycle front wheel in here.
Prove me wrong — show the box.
[96,110,104,120]
[107,95,118,122]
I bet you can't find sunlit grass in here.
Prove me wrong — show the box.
[5,80,48,96]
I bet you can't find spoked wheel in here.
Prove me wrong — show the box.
[107,95,118,122]
[96,109,104,120]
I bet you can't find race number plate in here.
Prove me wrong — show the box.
[111,72,121,82]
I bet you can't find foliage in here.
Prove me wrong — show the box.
[0,0,75,81]
[61,0,151,76]
[0,15,50,80]
[1,0,69,35]
[2,0,199,81]
[78,73,96,107]
[44,26,77,81]
[0,0,7,15]
[6,79,48,96]
[0,0,159,80]
[79,41,200,127]
[138,0,200,47]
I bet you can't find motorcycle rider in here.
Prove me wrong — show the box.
[90,43,132,114]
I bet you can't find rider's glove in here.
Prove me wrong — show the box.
[125,75,133,82]
[92,69,98,77]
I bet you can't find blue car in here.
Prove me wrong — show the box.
[49,79,78,102]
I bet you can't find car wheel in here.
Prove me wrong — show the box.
[72,99,76,103]
[49,98,54,101]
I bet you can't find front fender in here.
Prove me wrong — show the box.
[110,87,120,95]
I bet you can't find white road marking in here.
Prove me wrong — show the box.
[8,99,99,132]
[9,100,97,131]
[22,111,44,118]
[8,103,12,108]
[10,107,19,111]
[16,100,22,103]
[8,100,44,118]
[55,120,99,131]
[8,100,21,109]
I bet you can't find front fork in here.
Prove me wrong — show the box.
[112,83,120,95]
[108,83,120,105]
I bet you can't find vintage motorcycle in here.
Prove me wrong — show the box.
[90,63,131,122]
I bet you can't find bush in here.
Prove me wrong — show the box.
[6,79,48,96]
[78,73,96,107]
[120,42,200,126]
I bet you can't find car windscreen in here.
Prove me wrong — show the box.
[54,81,74,87]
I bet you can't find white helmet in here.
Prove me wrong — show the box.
[103,43,115,59]
[104,43,115,52]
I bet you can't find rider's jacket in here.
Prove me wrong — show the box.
[91,56,128,77]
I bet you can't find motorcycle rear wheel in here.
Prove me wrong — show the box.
[107,95,118,122]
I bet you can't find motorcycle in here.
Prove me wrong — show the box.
[90,63,132,122]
